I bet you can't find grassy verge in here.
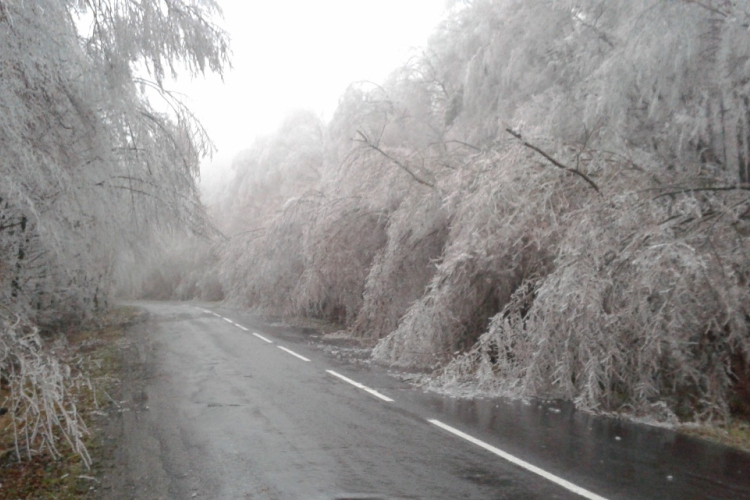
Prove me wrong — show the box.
[0,306,143,499]
[678,420,750,452]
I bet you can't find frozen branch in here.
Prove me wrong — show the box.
[505,128,600,193]
[355,130,435,188]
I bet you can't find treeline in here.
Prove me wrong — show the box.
[205,0,750,422]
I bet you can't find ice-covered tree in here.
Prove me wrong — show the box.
[0,0,228,463]
[1,0,228,320]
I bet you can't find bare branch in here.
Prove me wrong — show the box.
[355,130,435,188]
[505,128,601,193]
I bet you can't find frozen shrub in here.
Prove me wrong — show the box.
[292,200,388,324]
[0,308,90,467]
[219,194,314,314]
[289,152,414,324]
[352,189,450,341]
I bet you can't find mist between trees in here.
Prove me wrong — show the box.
[172,0,750,425]
[0,0,229,465]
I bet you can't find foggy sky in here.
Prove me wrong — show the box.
[171,0,448,183]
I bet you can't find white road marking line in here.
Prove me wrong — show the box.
[325,370,394,402]
[252,332,273,344]
[277,345,310,362]
[204,309,250,332]
[428,419,609,500]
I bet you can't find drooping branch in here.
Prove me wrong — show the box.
[355,130,435,188]
[505,128,600,193]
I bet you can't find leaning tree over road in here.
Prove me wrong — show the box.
[0,0,229,464]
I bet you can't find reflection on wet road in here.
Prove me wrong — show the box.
[417,394,750,500]
[116,302,750,500]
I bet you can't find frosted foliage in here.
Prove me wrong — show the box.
[434,169,750,419]
[74,0,228,83]
[214,0,750,420]
[1,0,227,323]
[218,103,443,324]
[352,190,449,340]
[373,145,579,368]
[291,203,386,324]
[288,145,435,323]
[422,0,750,183]
[0,0,227,463]
[216,112,326,314]
[218,111,324,235]
[0,308,90,467]
[219,196,312,314]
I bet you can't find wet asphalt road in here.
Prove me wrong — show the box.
[111,302,750,500]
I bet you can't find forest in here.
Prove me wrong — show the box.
[3,0,750,468]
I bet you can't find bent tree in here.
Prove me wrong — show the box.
[0,0,229,464]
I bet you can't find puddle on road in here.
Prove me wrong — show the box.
[419,394,750,499]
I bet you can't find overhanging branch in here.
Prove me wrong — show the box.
[505,128,600,193]
[355,130,435,188]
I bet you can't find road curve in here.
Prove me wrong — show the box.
[106,302,750,500]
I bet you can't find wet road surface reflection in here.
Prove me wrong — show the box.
[419,395,750,500]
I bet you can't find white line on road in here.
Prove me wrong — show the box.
[325,370,394,402]
[252,332,273,344]
[277,345,310,362]
[428,419,609,500]
[195,308,251,332]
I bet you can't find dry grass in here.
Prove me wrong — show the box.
[0,306,140,499]
[679,420,750,452]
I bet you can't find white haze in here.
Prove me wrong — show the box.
[172,0,448,186]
